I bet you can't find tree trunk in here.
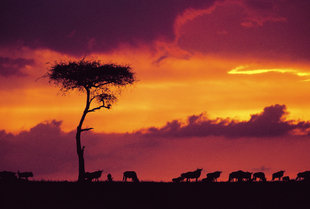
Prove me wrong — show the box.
[76,128,85,182]
[76,88,91,182]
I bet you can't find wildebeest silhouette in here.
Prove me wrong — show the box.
[202,171,222,182]
[228,170,252,182]
[17,171,33,181]
[107,173,113,182]
[181,169,202,182]
[172,176,185,183]
[253,172,266,182]
[272,171,285,181]
[84,170,103,182]
[0,171,17,182]
[296,171,310,181]
[282,176,290,182]
[123,171,139,182]
[207,171,221,182]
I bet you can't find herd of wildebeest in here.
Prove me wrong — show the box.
[1,169,310,183]
[171,169,310,183]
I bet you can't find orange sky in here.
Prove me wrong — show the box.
[1,46,310,134]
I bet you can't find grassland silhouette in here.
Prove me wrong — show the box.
[1,169,310,209]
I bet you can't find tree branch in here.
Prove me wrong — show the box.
[81,128,94,132]
[92,82,112,88]
[87,104,111,113]
[89,96,96,103]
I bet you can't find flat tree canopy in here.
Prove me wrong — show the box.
[48,60,135,105]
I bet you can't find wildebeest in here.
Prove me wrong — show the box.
[107,173,113,182]
[282,176,290,182]
[172,176,185,183]
[272,171,285,181]
[228,170,252,182]
[296,171,310,181]
[0,171,17,182]
[202,171,222,182]
[207,171,221,182]
[181,169,203,182]
[84,170,103,182]
[253,172,266,182]
[123,171,139,182]
[17,171,33,181]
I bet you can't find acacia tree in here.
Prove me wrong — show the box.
[47,59,135,182]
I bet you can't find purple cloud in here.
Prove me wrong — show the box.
[0,120,153,179]
[0,0,215,55]
[138,104,310,138]
[0,57,33,77]
[178,0,310,60]
[0,121,76,176]
[1,0,309,60]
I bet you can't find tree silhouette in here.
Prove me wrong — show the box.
[47,59,135,182]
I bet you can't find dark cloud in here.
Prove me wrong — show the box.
[243,0,276,10]
[0,57,34,77]
[0,0,215,55]
[0,121,76,175]
[138,104,310,138]
[1,0,309,60]
[0,120,154,178]
[178,0,310,60]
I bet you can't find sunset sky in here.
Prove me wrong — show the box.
[1,0,310,181]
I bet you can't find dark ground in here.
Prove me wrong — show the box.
[0,181,309,209]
